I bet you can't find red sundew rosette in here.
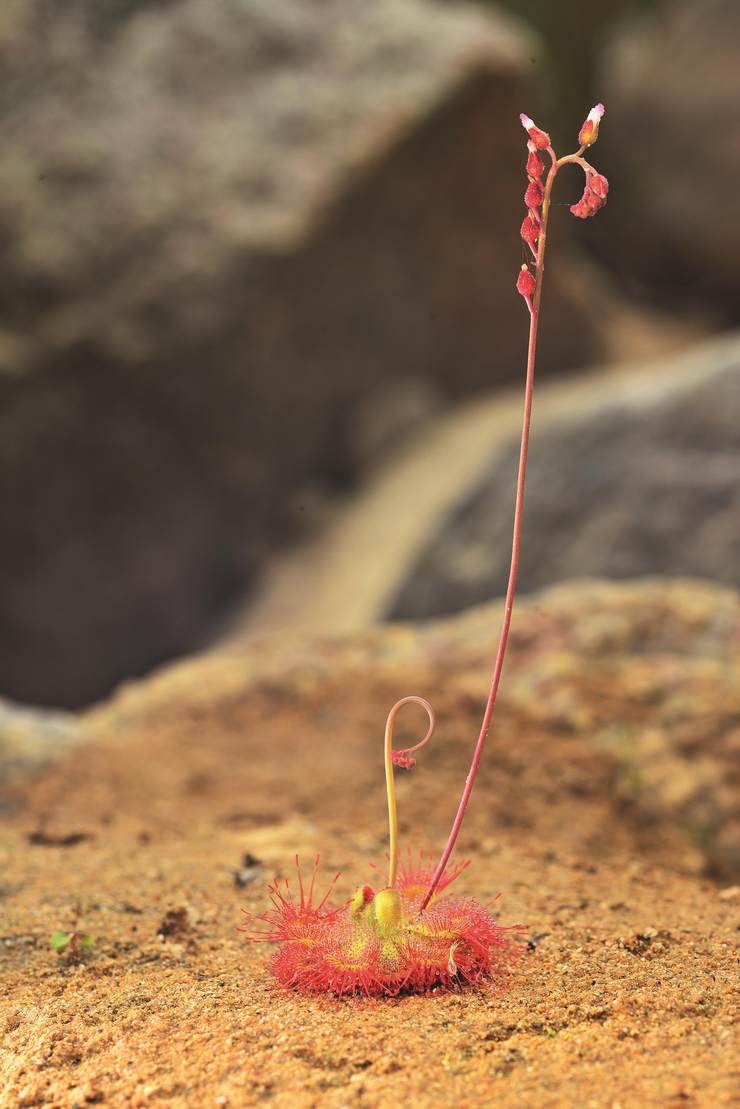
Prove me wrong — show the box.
[243,855,521,996]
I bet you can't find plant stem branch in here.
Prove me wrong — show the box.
[419,152,567,912]
[384,696,435,888]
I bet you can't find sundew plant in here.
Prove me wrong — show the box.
[243,105,609,996]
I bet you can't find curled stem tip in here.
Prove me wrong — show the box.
[384,696,435,889]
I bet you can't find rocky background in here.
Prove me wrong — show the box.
[2,0,577,708]
[391,334,740,620]
[1,0,737,709]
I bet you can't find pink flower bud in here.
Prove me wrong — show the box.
[570,186,604,219]
[520,215,539,245]
[588,172,609,199]
[519,113,551,150]
[391,752,416,770]
[526,148,544,179]
[578,103,605,147]
[569,201,588,219]
[524,181,543,209]
[516,265,536,298]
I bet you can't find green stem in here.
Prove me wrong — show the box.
[383,696,435,888]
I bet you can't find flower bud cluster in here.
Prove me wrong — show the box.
[518,114,549,259]
[516,114,550,303]
[515,105,608,303]
[391,751,416,770]
[570,170,609,219]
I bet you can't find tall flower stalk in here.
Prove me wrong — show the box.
[246,106,610,996]
[419,104,608,911]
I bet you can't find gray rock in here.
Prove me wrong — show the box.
[0,698,84,804]
[1,0,538,377]
[594,0,740,316]
[390,333,740,619]
[0,0,601,708]
[86,575,740,881]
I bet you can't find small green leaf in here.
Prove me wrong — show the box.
[79,933,94,950]
[50,931,70,950]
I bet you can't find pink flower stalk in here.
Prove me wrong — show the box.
[418,104,610,910]
[246,105,610,996]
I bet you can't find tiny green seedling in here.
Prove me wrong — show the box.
[50,930,94,957]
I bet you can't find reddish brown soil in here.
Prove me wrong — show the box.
[2,582,739,1106]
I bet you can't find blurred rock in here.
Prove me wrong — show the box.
[594,0,740,316]
[0,698,85,803]
[499,579,740,882]
[21,576,740,881]
[391,331,740,619]
[234,309,711,640]
[0,0,602,708]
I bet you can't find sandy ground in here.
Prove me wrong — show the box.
[1,581,739,1107]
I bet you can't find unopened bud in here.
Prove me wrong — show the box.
[519,113,551,150]
[588,172,609,200]
[524,181,543,210]
[526,147,544,179]
[578,103,605,147]
[391,751,416,770]
[520,215,539,245]
[349,884,375,919]
[569,199,591,219]
[569,166,609,219]
[516,265,536,298]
